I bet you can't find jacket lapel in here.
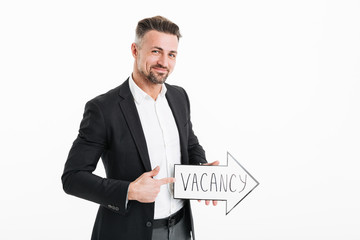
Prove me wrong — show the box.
[118,79,152,172]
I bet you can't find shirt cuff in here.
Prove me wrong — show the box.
[125,185,129,209]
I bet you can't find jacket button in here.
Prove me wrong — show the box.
[146,221,152,227]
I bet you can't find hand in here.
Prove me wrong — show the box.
[197,160,220,206]
[128,166,175,203]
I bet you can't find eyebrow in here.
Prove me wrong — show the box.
[153,46,178,54]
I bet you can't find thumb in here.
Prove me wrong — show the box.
[149,166,160,177]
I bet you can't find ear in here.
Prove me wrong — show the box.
[131,43,138,58]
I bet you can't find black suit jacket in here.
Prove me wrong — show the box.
[62,79,207,240]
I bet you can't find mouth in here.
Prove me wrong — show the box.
[151,66,169,74]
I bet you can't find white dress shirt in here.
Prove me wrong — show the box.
[129,75,184,219]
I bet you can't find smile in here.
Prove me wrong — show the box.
[152,66,169,73]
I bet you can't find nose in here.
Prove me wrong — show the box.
[157,53,168,68]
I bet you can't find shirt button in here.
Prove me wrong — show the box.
[146,221,152,227]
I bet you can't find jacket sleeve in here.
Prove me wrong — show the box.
[61,100,130,215]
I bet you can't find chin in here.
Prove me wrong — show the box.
[148,73,168,84]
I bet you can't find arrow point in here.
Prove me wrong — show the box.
[225,152,260,215]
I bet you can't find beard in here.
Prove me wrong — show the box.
[140,65,169,84]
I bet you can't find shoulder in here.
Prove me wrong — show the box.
[87,79,129,108]
[165,83,192,112]
[165,83,189,100]
[166,83,185,93]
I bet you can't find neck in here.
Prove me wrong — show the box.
[132,71,162,100]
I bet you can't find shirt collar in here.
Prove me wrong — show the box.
[129,74,167,104]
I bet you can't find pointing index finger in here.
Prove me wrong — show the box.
[157,177,175,186]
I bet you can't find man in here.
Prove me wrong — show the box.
[62,16,217,240]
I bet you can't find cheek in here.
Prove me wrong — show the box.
[169,61,176,71]
[145,56,158,68]
[139,57,151,72]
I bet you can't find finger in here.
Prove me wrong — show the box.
[148,166,160,177]
[157,177,175,185]
[213,200,218,206]
[197,200,201,203]
[203,160,220,166]
[205,200,210,205]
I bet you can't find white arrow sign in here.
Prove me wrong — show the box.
[174,152,259,215]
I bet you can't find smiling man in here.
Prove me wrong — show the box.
[62,16,217,240]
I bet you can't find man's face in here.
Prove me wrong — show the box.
[133,30,178,84]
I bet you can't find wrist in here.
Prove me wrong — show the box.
[128,182,136,201]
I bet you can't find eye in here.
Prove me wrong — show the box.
[169,53,176,59]
[152,50,160,54]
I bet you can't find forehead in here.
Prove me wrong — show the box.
[141,30,178,51]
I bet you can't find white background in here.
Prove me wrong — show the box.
[1,0,359,239]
